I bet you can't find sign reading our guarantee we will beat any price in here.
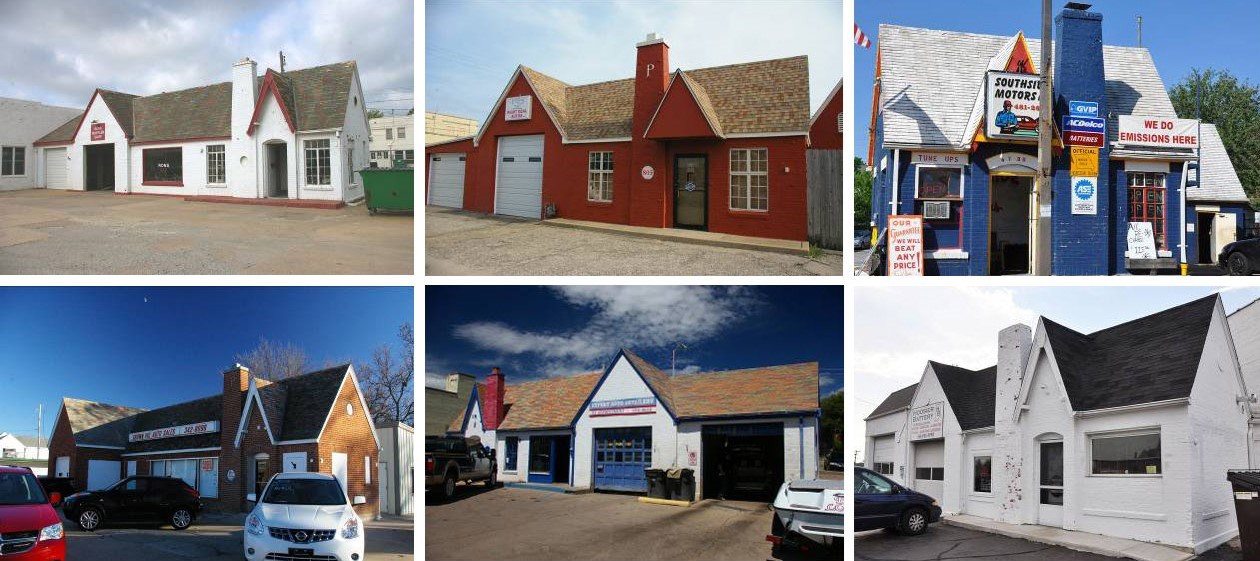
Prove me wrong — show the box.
[887,215,924,276]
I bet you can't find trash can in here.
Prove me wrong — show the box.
[666,468,683,501]
[1229,470,1260,560]
[645,469,666,499]
[359,168,414,214]
[678,468,696,502]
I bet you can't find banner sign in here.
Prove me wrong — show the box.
[911,151,968,166]
[589,397,656,417]
[1127,222,1158,259]
[1069,100,1099,118]
[505,95,533,121]
[1117,116,1199,148]
[985,71,1042,140]
[129,421,219,442]
[1071,177,1098,215]
[1062,115,1105,134]
[909,403,944,441]
[1069,147,1099,176]
[887,215,924,276]
[91,122,105,141]
[1063,130,1105,148]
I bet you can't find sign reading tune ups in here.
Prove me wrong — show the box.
[985,71,1041,140]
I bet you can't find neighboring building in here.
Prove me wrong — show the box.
[425,33,813,242]
[809,78,842,150]
[370,115,416,169]
[0,97,81,191]
[374,421,414,516]
[424,112,478,145]
[32,58,370,204]
[864,295,1251,553]
[867,6,1248,274]
[48,364,380,517]
[424,372,475,436]
[0,433,48,460]
[446,349,820,498]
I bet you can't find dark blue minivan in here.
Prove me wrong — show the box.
[854,467,942,535]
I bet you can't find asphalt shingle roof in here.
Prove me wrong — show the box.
[98,90,139,137]
[132,82,232,143]
[34,114,83,145]
[866,384,918,420]
[929,362,997,431]
[496,372,603,431]
[125,395,222,453]
[271,364,349,441]
[62,397,148,448]
[1190,123,1249,203]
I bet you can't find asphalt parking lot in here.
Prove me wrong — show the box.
[854,524,1120,560]
[61,511,413,560]
[0,189,413,274]
[425,207,842,276]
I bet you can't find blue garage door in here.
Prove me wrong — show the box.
[593,427,652,492]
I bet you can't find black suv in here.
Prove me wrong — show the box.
[62,475,202,531]
[854,467,942,535]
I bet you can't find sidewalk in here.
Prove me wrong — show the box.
[543,217,811,255]
[944,514,1194,561]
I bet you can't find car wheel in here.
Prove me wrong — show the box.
[78,507,102,531]
[170,508,192,530]
[899,507,929,536]
[443,469,457,500]
[1228,252,1251,276]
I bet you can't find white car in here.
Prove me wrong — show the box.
[244,472,367,561]
[767,479,842,556]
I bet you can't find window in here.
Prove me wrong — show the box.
[730,148,768,210]
[916,166,963,199]
[588,151,614,201]
[206,145,226,184]
[915,467,944,480]
[1091,430,1161,475]
[304,139,331,185]
[1128,172,1167,249]
[856,469,894,495]
[874,462,894,475]
[142,147,183,184]
[385,128,393,140]
[150,458,218,498]
[504,437,519,471]
[973,456,992,493]
[365,456,371,484]
[396,127,406,139]
[393,150,415,166]
[1,146,25,176]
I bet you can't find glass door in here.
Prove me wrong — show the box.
[673,155,708,230]
[1039,441,1064,527]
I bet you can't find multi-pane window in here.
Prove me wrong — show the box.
[1128,172,1167,249]
[397,127,406,139]
[206,145,226,184]
[873,462,894,475]
[385,128,393,140]
[304,139,331,185]
[973,456,992,493]
[150,458,218,498]
[730,148,768,210]
[587,151,614,202]
[915,467,944,480]
[393,150,415,166]
[142,147,183,183]
[1,146,25,176]
[504,437,519,471]
[1091,431,1161,476]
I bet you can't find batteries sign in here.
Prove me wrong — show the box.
[1063,130,1105,148]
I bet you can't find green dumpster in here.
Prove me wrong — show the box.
[359,168,414,214]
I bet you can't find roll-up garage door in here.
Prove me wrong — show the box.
[44,148,67,189]
[593,427,651,492]
[87,459,122,491]
[428,153,465,208]
[913,440,945,501]
[495,135,543,219]
[872,435,895,474]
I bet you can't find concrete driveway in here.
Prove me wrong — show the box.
[855,524,1134,560]
[425,207,842,276]
[0,189,413,274]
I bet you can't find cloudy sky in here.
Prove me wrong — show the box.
[851,286,1260,458]
[0,0,414,114]
[425,285,843,399]
[425,0,843,120]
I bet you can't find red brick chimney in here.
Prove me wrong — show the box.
[632,32,670,138]
[629,32,671,227]
[484,367,506,430]
[219,363,251,512]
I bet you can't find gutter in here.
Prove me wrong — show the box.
[1073,397,1189,418]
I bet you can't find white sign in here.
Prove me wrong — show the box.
[911,151,968,166]
[985,71,1042,140]
[909,403,944,441]
[1118,116,1199,148]
[505,95,532,121]
[985,152,1037,173]
[640,165,655,180]
[887,215,924,276]
[590,397,656,417]
[129,420,220,442]
[1127,222,1158,259]
[1071,176,1098,215]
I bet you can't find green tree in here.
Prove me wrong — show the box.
[367,108,385,119]
[853,158,873,229]
[820,390,843,455]
[1169,68,1260,206]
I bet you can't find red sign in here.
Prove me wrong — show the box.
[91,123,105,141]
[1063,130,1104,147]
[201,459,213,471]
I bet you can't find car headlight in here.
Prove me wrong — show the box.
[341,517,360,540]
[246,513,264,536]
[39,522,63,541]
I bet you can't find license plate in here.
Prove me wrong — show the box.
[289,548,315,556]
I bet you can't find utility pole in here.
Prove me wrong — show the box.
[1033,0,1054,276]
[36,404,42,458]
[671,342,688,377]
[279,51,287,73]
[1137,16,1143,47]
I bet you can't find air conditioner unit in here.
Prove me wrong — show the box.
[922,201,951,220]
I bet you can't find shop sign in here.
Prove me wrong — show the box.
[911,151,968,166]
[1071,176,1098,215]
[689,451,697,466]
[1069,146,1099,176]
[640,165,655,180]
[1063,130,1105,148]
[887,215,924,276]
[91,122,105,141]
[1127,222,1158,259]
[985,152,1037,173]
[909,403,944,441]
[1118,116,1199,148]
[1069,100,1099,118]
[129,420,219,442]
[1062,115,1105,134]
[504,95,532,121]
[200,459,214,471]
[985,71,1042,140]
[590,397,656,417]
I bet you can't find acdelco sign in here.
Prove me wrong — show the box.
[1117,116,1199,149]
[129,420,220,442]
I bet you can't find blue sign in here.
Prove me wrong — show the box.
[1063,115,1106,134]
[1069,100,1099,117]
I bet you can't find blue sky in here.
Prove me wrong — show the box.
[855,0,1260,162]
[0,287,413,441]
[424,286,843,400]
[425,0,842,120]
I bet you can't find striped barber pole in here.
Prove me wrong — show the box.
[855,24,871,48]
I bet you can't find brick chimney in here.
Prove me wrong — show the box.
[632,32,670,138]
[484,367,507,430]
[219,364,251,511]
[992,324,1032,524]
[629,33,671,227]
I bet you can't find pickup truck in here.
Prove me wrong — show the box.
[425,436,498,501]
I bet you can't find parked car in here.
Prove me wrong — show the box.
[1220,238,1260,275]
[853,467,941,535]
[825,449,843,471]
[244,472,366,561]
[62,475,201,531]
[37,476,77,499]
[0,465,65,560]
[425,435,497,501]
[730,447,778,495]
[767,479,842,556]
[854,230,872,251]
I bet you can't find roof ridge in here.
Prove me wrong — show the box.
[138,81,232,100]
[685,360,819,379]
[681,54,808,75]
[880,23,1151,54]
[63,396,147,412]
[1045,294,1218,339]
[135,393,221,414]
[520,65,573,88]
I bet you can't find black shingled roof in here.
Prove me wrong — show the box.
[930,362,997,431]
[126,395,222,453]
[272,364,349,441]
[866,383,918,419]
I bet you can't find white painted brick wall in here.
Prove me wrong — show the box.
[0,98,79,190]
[67,94,128,192]
[573,357,677,489]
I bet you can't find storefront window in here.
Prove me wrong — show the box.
[150,458,218,498]
[207,145,226,184]
[1091,431,1161,475]
[142,147,183,184]
[304,139,331,185]
[973,456,992,493]
[504,437,518,471]
[529,438,551,474]
[730,148,768,210]
[915,166,963,199]
[1127,172,1167,249]
[587,151,614,202]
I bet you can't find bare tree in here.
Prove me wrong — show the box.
[234,337,310,380]
[359,323,415,425]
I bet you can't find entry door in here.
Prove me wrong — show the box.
[674,155,708,230]
[1038,441,1064,527]
[379,463,391,514]
[1215,213,1237,259]
[332,453,348,499]
[990,175,1032,275]
[527,436,556,484]
[593,427,652,492]
[55,456,69,477]
[253,457,270,498]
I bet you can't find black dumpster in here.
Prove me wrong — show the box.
[666,468,683,500]
[1229,470,1260,560]
[645,469,667,499]
[677,468,696,502]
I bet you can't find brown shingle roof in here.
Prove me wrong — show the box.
[670,362,819,418]
[621,349,676,415]
[674,71,724,136]
[520,66,570,124]
[564,79,635,140]
[62,397,148,448]
[132,82,232,143]
[125,395,222,453]
[98,90,139,137]
[496,372,602,431]
[34,113,83,145]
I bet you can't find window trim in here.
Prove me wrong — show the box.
[1,146,26,177]
[972,455,993,494]
[914,164,966,200]
[141,147,184,186]
[1087,428,1163,478]
[504,436,519,472]
[206,144,226,185]
[587,151,614,202]
[729,147,769,212]
[1126,171,1169,251]
[149,456,218,498]
[396,127,405,139]
[304,138,332,186]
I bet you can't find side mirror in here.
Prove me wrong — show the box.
[352,495,367,505]
[246,493,257,502]
[49,492,61,506]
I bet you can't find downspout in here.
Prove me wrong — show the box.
[1180,160,1189,270]
[569,429,575,486]
[798,416,805,480]
[891,149,901,216]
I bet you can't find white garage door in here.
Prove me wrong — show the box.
[495,135,543,219]
[872,435,895,476]
[913,440,945,501]
[44,147,67,189]
[428,153,466,208]
[87,459,122,491]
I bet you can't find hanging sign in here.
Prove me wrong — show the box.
[91,122,105,141]
[909,403,944,441]
[1117,116,1199,148]
[985,71,1042,140]
[1127,222,1158,259]
[1069,146,1099,176]
[504,95,533,121]
[887,215,924,276]
[1071,177,1098,215]
[1069,100,1099,118]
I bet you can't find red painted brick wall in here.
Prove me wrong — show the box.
[644,82,717,139]
[316,373,379,519]
[47,407,122,491]
[810,84,842,150]
[423,138,474,205]
[543,141,632,225]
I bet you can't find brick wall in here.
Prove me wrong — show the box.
[318,373,379,519]
[218,366,249,511]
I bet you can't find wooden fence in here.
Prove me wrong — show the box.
[807,149,843,250]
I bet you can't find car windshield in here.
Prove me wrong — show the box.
[425,438,464,454]
[262,479,346,506]
[0,473,49,505]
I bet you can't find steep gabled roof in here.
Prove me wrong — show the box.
[62,397,148,448]
[866,383,919,420]
[929,362,997,430]
[271,364,351,441]
[496,372,603,431]
[97,89,139,137]
[34,113,83,145]
[670,361,818,418]
[1190,124,1249,203]
[621,349,677,416]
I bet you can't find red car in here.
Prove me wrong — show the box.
[0,465,66,560]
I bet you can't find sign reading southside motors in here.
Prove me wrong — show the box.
[129,421,220,443]
[1118,116,1199,149]
[985,71,1041,140]
[909,403,944,441]
[589,397,656,417]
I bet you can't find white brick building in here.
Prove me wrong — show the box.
[0,97,80,191]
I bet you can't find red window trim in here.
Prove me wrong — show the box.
[140,181,184,187]
[142,147,183,187]
[1127,172,1168,250]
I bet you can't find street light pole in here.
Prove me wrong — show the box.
[1034,0,1054,275]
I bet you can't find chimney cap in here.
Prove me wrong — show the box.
[637,33,667,48]
[491,367,503,376]
[1064,2,1092,10]
[223,363,251,374]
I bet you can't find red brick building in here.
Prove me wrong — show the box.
[425,33,815,241]
[47,364,379,517]
[809,79,842,150]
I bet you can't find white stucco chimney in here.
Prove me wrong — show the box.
[230,57,259,197]
[993,323,1032,523]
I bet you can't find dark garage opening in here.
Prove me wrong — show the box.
[1198,213,1214,264]
[701,422,784,502]
[84,144,115,191]
[553,434,571,484]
